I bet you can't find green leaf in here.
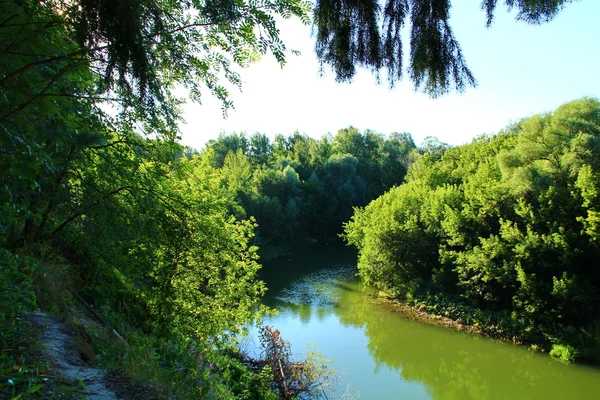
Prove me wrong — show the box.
[26,383,43,394]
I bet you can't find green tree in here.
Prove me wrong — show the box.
[344,98,600,356]
[249,133,273,166]
[420,136,451,159]
[1,0,280,345]
[205,133,250,168]
[223,149,253,195]
[1,0,311,136]
[322,153,367,228]
[332,127,415,201]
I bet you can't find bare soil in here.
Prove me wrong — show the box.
[28,311,118,400]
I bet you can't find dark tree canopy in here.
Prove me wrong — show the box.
[314,0,575,97]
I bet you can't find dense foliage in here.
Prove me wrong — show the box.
[1,71,274,398]
[1,30,267,342]
[344,98,600,360]
[200,128,418,246]
[0,0,308,397]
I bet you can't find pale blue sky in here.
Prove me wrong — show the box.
[180,1,600,150]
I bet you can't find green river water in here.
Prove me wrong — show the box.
[247,246,600,400]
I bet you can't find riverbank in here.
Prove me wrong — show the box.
[371,292,600,364]
[376,296,497,339]
[2,302,281,400]
[0,249,281,400]
[375,295,524,343]
[256,251,600,399]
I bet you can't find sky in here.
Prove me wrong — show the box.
[179,1,600,150]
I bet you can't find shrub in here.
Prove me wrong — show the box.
[549,344,579,363]
[0,249,36,321]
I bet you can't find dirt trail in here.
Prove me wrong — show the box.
[28,311,118,400]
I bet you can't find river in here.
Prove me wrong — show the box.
[245,245,600,399]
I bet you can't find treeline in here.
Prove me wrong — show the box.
[198,128,419,246]
[344,98,600,362]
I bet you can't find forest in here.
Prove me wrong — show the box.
[344,98,600,362]
[2,0,597,398]
[200,128,419,250]
[0,2,422,397]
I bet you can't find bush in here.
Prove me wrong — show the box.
[0,249,37,321]
[0,249,44,400]
[549,344,579,363]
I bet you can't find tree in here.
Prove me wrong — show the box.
[323,153,367,225]
[420,136,451,158]
[332,128,415,200]
[1,0,311,137]
[343,98,600,357]
[249,133,273,166]
[205,133,250,168]
[222,149,253,195]
[1,0,278,345]
[313,0,575,97]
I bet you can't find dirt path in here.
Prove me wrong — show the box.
[28,311,118,400]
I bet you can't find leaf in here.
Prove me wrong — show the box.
[25,383,43,394]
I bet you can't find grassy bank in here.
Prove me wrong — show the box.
[1,245,342,400]
[0,249,278,399]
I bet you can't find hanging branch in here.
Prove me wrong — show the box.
[1,63,85,122]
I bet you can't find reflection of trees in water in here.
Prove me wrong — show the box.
[333,281,600,400]
[260,245,358,303]
[276,302,334,325]
[274,267,356,324]
[264,249,600,400]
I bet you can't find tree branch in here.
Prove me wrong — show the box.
[0,64,77,122]
[88,139,129,149]
[0,46,106,87]
[0,19,65,28]
[50,186,131,237]
[0,14,18,27]
[40,92,123,103]
[49,182,194,238]
[168,22,221,35]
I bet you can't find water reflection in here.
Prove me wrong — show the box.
[259,248,600,400]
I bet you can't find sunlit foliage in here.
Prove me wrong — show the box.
[344,98,600,358]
